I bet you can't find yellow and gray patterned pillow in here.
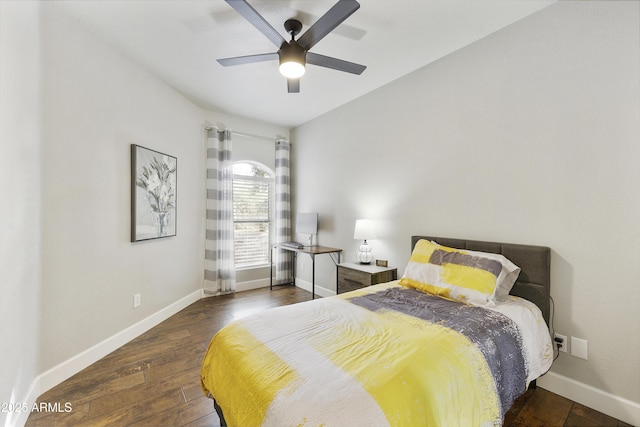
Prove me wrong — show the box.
[400,239,520,306]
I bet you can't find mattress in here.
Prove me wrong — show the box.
[201,280,552,426]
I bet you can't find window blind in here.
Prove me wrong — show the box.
[233,174,271,267]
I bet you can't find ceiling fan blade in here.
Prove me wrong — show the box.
[217,52,278,67]
[306,52,366,75]
[225,0,287,47]
[287,78,300,93]
[297,0,360,50]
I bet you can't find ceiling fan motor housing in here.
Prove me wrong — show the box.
[284,19,303,38]
[279,41,306,64]
[280,19,306,77]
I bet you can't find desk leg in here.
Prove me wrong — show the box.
[337,252,340,293]
[292,252,297,286]
[312,254,316,299]
[272,247,299,289]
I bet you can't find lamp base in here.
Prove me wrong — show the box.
[356,242,373,264]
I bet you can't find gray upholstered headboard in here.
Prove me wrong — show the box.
[411,236,551,325]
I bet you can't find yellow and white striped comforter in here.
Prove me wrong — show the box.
[201,281,552,427]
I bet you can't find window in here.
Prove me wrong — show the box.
[233,162,273,268]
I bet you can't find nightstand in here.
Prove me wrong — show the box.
[337,263,398,294]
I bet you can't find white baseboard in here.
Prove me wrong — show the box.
[294,278,336,298]
[236,278,270,292]
[538,371,640,426]
[14,289,202,427]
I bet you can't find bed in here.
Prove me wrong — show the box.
[201,235,553,426]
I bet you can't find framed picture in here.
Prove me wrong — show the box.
[131,144,177,241]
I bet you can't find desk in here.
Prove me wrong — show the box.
[270,245,342,299]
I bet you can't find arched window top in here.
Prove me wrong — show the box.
[233,161,273,179]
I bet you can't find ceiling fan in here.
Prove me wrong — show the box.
[217,0,367,93]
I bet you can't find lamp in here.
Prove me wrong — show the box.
[278,42,306,79]
[354,219,377,264]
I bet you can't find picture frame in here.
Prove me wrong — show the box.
[131,144,177,242]
[375,259,388,267]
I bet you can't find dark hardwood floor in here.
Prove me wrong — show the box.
[26,286,630,427]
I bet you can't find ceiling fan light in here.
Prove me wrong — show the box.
[278,41,306,79]
[279,61,305,78]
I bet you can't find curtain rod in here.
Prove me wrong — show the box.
[205,126,287,143]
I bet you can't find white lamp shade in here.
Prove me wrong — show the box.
[353,219,377,240]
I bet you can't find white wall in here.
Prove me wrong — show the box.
[38,1,206,373]
[0,3,43,427]
[0,5,291,423]
[292,1,640,423]
[203,107,289,178]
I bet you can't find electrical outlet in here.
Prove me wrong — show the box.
[571,337,588,360]
[554,333,567,353]
[133,293,141,308]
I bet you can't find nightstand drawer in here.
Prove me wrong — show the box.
[339,268,371,293]
[338,263,397,294]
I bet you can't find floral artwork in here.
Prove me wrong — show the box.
[131,145,177,241]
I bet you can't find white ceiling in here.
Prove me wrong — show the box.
[54,0,555,128]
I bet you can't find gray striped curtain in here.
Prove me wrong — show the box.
[204,128,236,294]
[274,140,292,284]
